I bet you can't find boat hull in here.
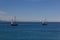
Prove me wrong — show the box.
[11,24,18,26]
[42,23,47,25]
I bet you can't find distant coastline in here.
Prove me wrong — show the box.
[1,21,60,22]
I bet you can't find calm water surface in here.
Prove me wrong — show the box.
[0,22,60,40]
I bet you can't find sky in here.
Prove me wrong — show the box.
[0,0,60,22]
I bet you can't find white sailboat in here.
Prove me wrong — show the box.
[42,17,47,25]
[11,16,18,26]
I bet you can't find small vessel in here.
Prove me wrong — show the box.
[11,16,18,26]
[42,17,47,25]
[42,22,47,25]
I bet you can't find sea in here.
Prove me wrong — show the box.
[0,22,60,40]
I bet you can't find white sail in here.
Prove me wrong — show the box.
[11,17,13,24]
[11,16,16,24]
[41,17,47,24]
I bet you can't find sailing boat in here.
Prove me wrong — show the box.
[11,16,18,26]
[42,17,47,25]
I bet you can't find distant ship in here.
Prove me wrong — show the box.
[11,16,18,26]
[42,17,47,25]
[42,22,47,25]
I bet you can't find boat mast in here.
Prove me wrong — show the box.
[11,16,16,24]
[11,16,13,24]
[42,17,47,23]
[13,16,16,23]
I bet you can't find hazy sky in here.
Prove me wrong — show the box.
[0,0,60,22]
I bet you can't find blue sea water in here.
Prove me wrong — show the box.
[0,22,60,40]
